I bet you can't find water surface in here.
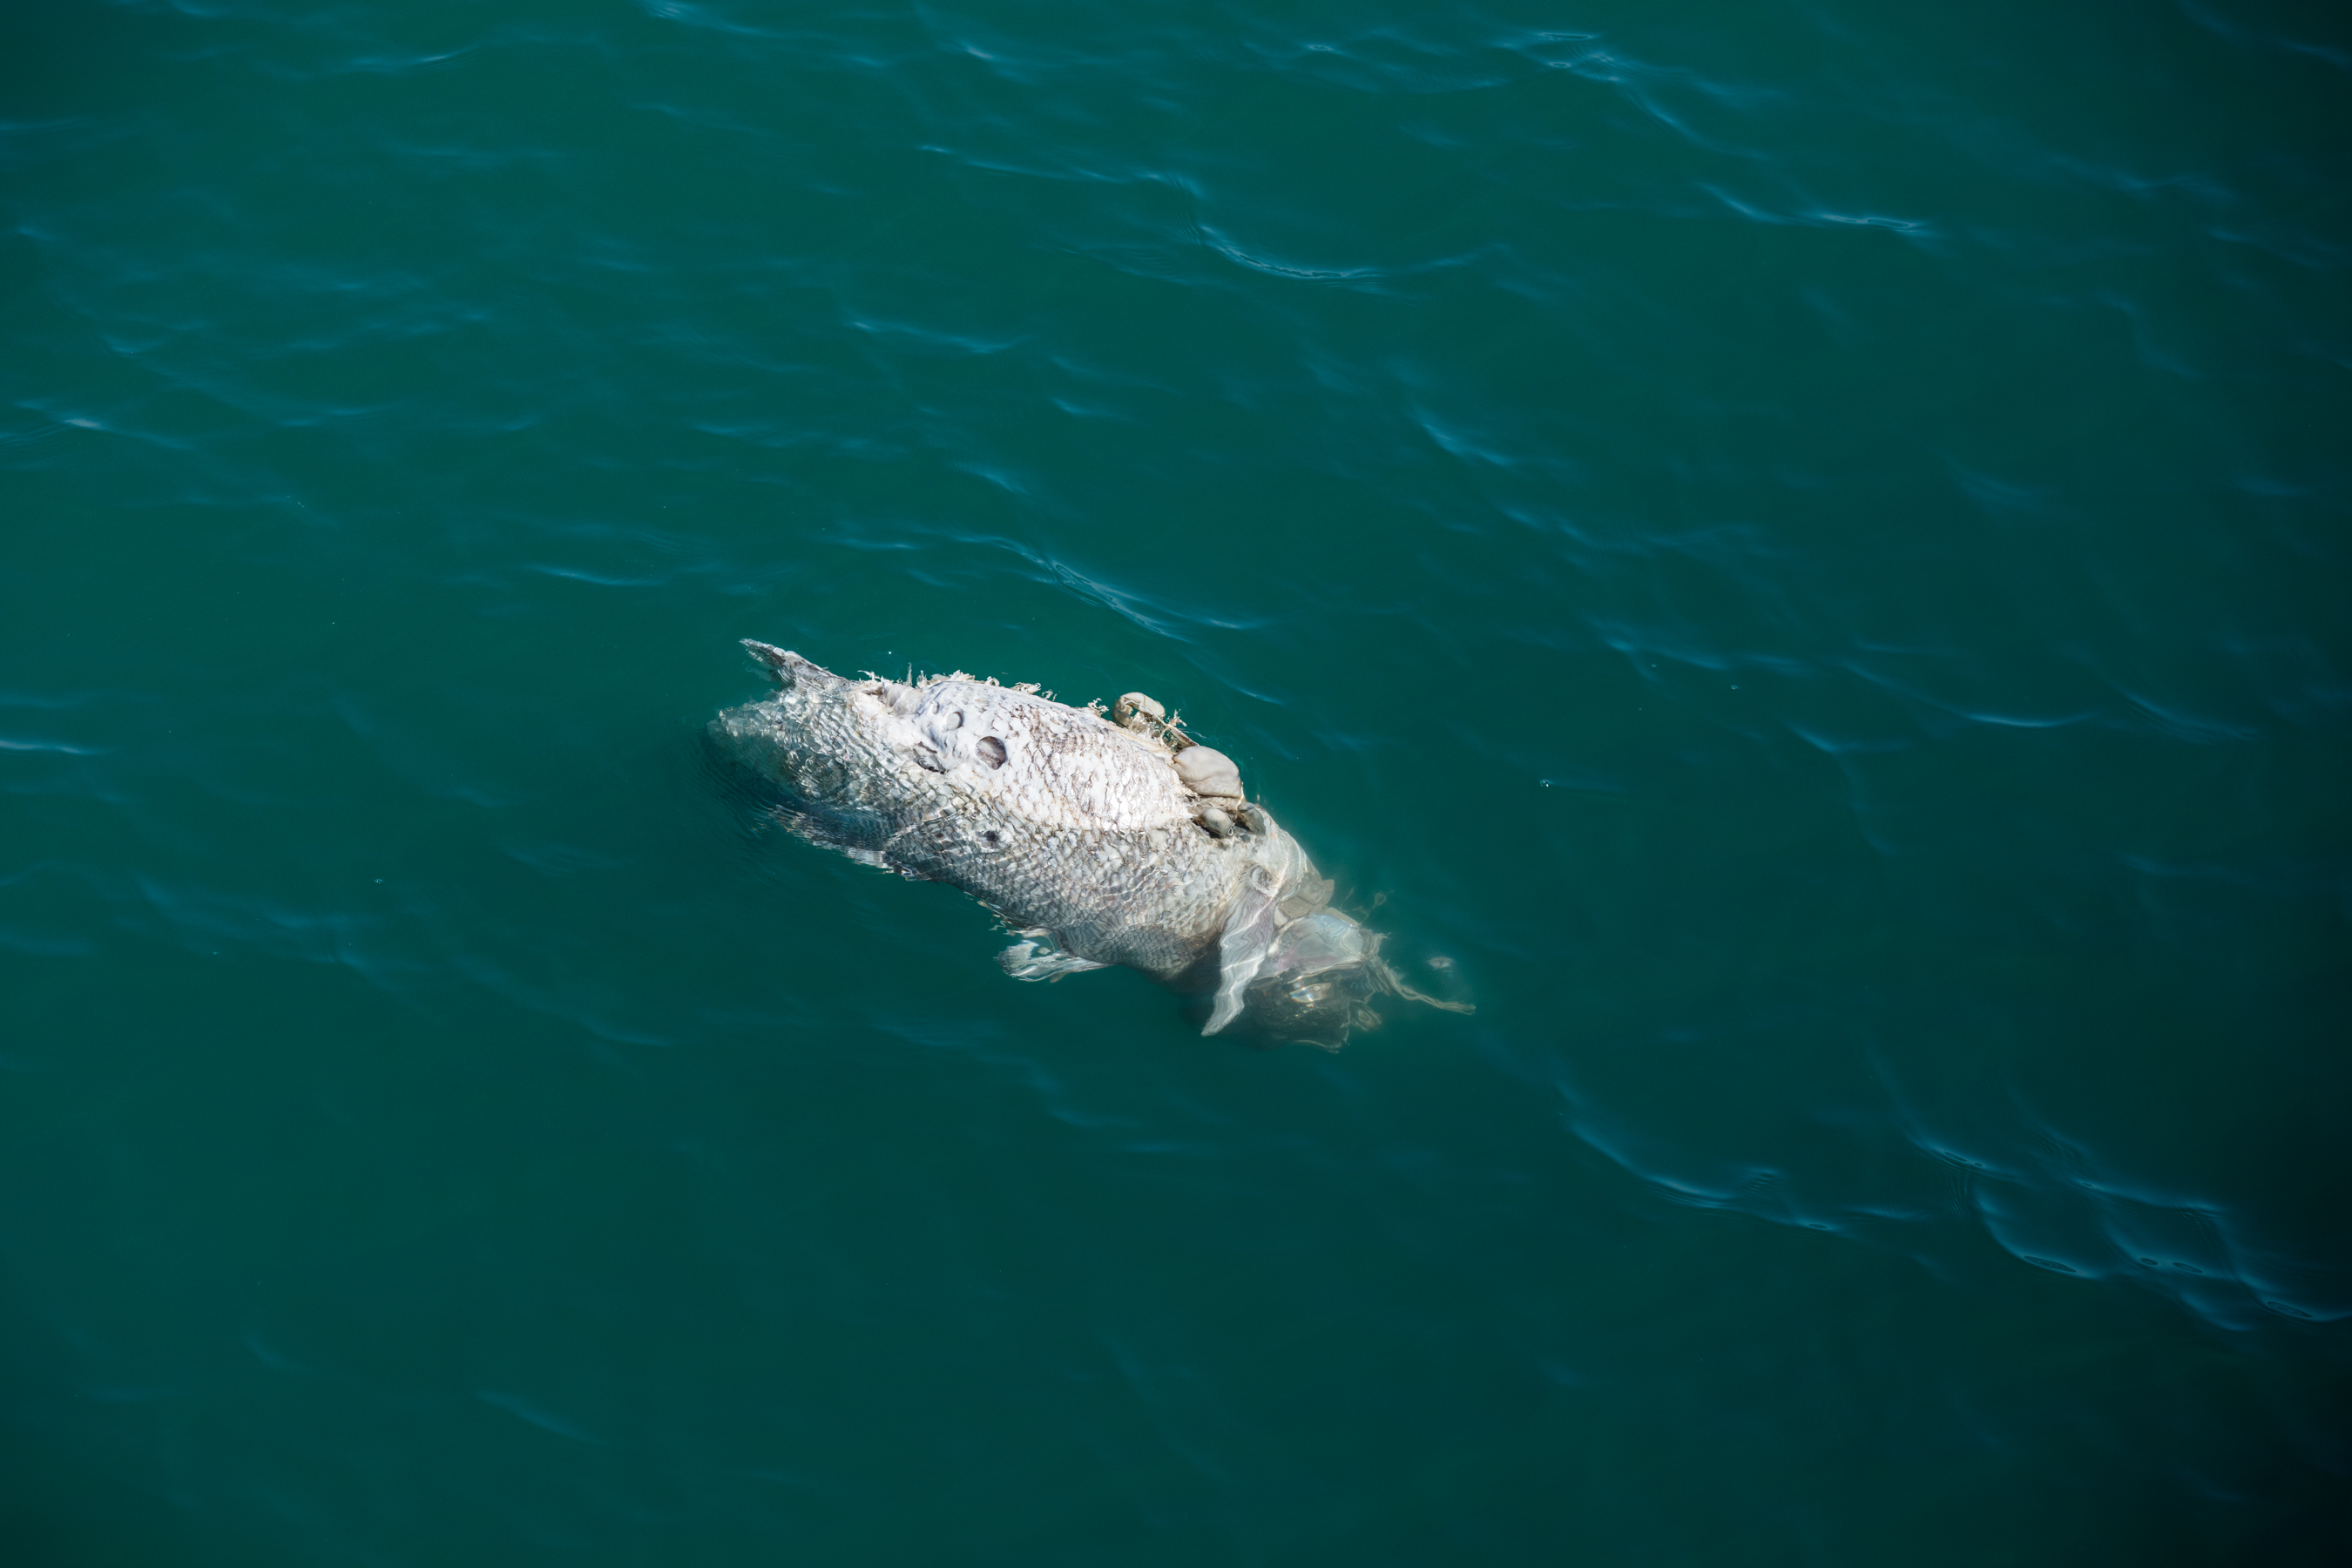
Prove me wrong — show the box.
[3,1,2349,1563]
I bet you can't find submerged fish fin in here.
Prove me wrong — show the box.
[998,930,1111,983]
[742,641,841,689]
[1204,868,1284,1035]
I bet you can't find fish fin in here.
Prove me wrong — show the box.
[998,932,1110,983]
[1204,870,1283,1035]
[742,641,841,688]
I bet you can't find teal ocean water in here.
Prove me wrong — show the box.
[5,1,2349,1562]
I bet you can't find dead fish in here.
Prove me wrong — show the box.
[711,642,1465,1045]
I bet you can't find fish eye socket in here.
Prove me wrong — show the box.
[977,736,1007,768]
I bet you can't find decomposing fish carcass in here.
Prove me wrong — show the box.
[710,642,1466,1047]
